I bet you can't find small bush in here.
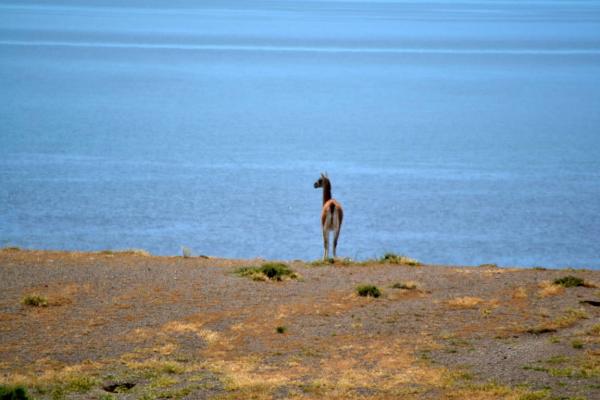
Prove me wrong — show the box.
[356,285,381,298]
[553,276,584,288]
[261,263,293,279]
[0,385,31,400]
[538,281,564,297]
[64,375,97,392]
[380,253,421,266]
[235,263,298,281]
[276,326,287,334]
[22,294,48,307]
[587,323,600,336]
[0,247,21,252]
[572,339,584,349]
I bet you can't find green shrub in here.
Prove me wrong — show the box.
[0,385,31,400]
[22,294,48,307]
[356,285,381,298]
[380,253,421,266]
[572,339,584,349]
[235,263,298,281]
[553,276,585,288]
[0,247,21,252]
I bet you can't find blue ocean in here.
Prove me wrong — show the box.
[1,0,600,268]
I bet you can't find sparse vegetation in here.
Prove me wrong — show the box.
[392,281,417,290]
[38,373,99,398]
[0,385,31,400]
[527,308,589,334]
[151,375,178,388]
[572,339,584,349]
[447,296,483,309]
[309,258,335,266]
[522,365,549,373]
[380,252,421,266]
[587,323,600,336]
[513,287,528,299]
[0,246,22,252]
[523,353,600,383]
[98,249,151,256]
[546,355,568,365]
[3,249,600,400]
[356,285,381,298]
[235,263,298,281]
[554,275,585,287]
[21,294,48,307]
[538,281,565,297]
[124,359,187,380]
[554,308,589,327]
[518,389,551,400]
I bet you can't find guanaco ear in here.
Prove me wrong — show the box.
[324,171,329,178]
[320,172,325,178]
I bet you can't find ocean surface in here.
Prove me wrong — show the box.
[1,0,600,268]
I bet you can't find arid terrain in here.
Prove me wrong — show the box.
[0,248,599,399]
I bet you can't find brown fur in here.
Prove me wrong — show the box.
[314,174,344,260]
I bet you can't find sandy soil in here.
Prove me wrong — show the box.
[0,249,599,399]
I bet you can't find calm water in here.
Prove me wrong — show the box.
[1,0,600,268]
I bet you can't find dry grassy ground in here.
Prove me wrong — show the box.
[0,248,599,400]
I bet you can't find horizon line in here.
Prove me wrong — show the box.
[2,39,600,55]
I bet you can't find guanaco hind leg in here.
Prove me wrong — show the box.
[322,228,329,261]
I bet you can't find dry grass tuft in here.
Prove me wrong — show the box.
[126,359,186,375]
[447,297,484,309]
[512,287,528,299]
[527,308,589,334]
[537,281,565,297]
[392,281,418,290]
[587,323,600,337]
[553,308,589,328]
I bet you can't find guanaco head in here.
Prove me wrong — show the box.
[313,172,328,189]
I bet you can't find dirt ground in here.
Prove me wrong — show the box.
[0,248,599,399]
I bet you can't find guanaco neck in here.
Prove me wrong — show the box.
[322,179,332,205]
